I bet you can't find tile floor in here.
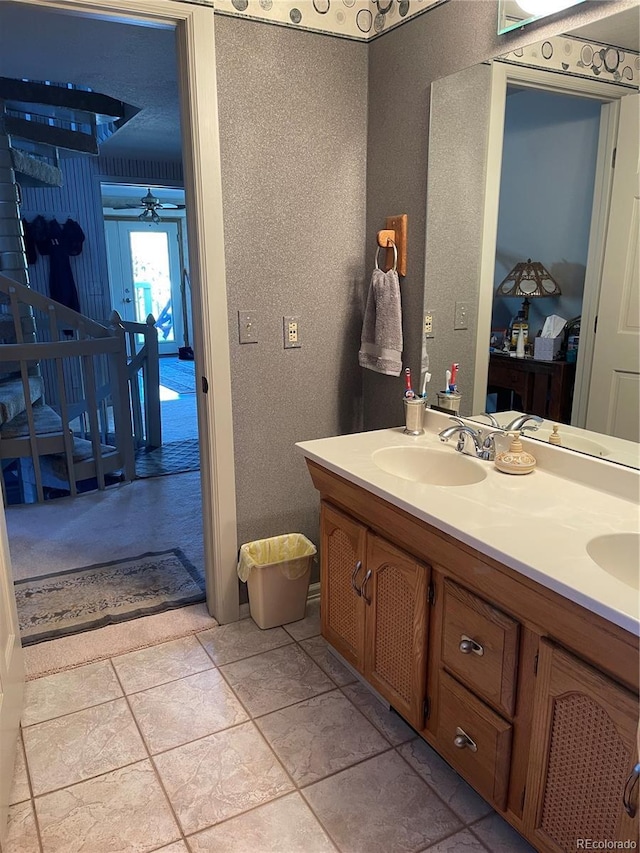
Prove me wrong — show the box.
[3,603,536,853]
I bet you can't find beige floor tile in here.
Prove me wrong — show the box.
[423,828,490,851]
[257,689,389,786]
[22,660,122,727]
[153,721,293,835]
[282,599,321,641]
[112,635,214,694]
[342,681,416,745]
[153,844,189,853]
[34,761,180,853]
[221,644,333,717]
[187,792,337,852]
[8,736,30,806]
[1,801,40,853]
[24,698,147,795]
[303,751,461,853]
[196,618,292,666]
[470,813,537,853]
[399,739,493,824]
[129,668,248,754]
[299,636,357,687]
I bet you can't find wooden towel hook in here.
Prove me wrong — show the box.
[376,214,407,276]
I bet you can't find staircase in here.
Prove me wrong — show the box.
[0,273,136,503]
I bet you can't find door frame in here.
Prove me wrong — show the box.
[472,61,628,421]
[9,0,239,624]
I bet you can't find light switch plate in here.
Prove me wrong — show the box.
[238,311,258,344]
[454,301,468,330]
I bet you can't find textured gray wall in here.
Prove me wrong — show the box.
[214,17,368,583]
[365,0,635,430]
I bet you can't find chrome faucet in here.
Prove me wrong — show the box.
[438,423,504,461]
[501,414,543,432]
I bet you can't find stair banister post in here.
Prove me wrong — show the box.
[107,314,135,483]
[143,314,161,449]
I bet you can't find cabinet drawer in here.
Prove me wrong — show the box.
[436,671,512,810]
[441,580,519,718]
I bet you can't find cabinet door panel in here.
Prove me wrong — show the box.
[525,640,639,852]
[320,502,366,671]
[364,533,429,729]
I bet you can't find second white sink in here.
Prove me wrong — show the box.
[372,446,487,487]
[586,533,640,588]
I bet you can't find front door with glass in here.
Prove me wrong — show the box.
[105,219,184,355]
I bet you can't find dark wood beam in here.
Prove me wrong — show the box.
[3,116,99,155]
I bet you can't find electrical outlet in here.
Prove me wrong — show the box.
[454,301,468,330]
[238,311,258,344]
[283,316,301,349]
[424,312,434,338]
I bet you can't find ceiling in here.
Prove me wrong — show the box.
[0,2,182,163]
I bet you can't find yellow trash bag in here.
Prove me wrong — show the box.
[237,533,317,582]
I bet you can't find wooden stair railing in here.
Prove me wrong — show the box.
[0,273,136,504]
[110,311,161,450]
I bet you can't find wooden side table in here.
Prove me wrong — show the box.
[487,353,576,422]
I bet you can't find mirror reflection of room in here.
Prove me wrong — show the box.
[487,85,601,419]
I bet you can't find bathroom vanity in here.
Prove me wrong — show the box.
[297,412,639,853]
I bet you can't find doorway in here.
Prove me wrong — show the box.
[0,0,238,625]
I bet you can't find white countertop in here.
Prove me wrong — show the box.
[296,411,640,635]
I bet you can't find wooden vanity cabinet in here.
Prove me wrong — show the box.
[524,640,639,851]
[308,461,639,852]
[320,501,429,729]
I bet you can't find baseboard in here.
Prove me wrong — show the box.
[240,581,320,622]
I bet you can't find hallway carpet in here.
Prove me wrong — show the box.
[135,438,200,478]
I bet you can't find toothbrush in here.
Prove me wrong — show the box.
[404,368,415,399]
[449,363,459,392]
[419,349,430,398]
[445,369,451,393]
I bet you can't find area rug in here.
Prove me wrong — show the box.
[159,358,196,394]
[15,548,206,647]
[135,438,200,478]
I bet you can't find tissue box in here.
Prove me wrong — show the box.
[534,336,562,361]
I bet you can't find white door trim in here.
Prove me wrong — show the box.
[473,61,629,419]
[10,0,239,624]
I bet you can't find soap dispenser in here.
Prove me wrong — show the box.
[549,424,562,446]
[494,431,536,475]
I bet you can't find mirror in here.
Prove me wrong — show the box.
[498,0,587,35]
[424,5,639,470]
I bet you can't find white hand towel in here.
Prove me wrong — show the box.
[358,267,403,376]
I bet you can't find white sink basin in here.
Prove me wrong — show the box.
[534,430,609,457]
[586,533,640,588]
[372,446,487,486]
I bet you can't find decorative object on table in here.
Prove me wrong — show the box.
[516,325,526,358]
[494,431,537,475]
[496,258,561,351]
[533,314,566,361]
[14,549,205,646]
[549,424,562,446]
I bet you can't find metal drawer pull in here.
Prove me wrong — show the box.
[360,569,373,604]
[351,561,363,596]
[459,635,484,656]
[623,763,640,817]
[453,726,478,752]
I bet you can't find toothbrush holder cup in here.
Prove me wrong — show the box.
[404,397,427,435]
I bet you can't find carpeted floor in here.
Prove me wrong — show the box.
[159,357,196,395]
[16,548,206,647]
[135,438,200,478]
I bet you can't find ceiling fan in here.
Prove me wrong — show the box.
[102,188,185,222]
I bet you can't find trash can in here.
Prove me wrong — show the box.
[237,534,317,630]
